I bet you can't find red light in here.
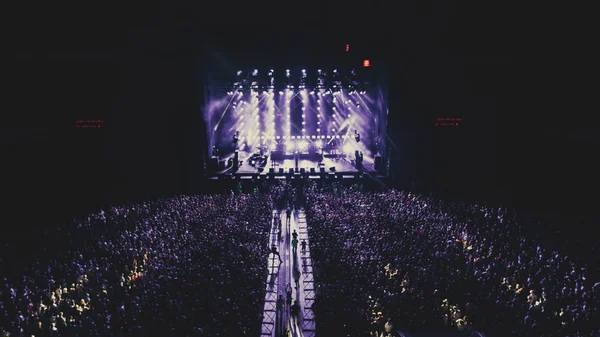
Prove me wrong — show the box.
[345,44,350,52]
[363,59,371,67]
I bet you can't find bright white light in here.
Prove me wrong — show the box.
[317,99,321,103]
[270,143,276,150]
[316,128,320,132]
[299,141,308,150]
[284,140,293,148]
[237,70,242,76]
[315,140,322,148]
[310,91,315,95]
[302,69,306,73]
[302,128,305,132]
[302,114,305,118]
[279,91,283,95]
[343,142,354,154]
[333,69,337,73]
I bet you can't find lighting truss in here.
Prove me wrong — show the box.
[221,68,372,91]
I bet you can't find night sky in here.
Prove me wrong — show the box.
[2,4,597,233]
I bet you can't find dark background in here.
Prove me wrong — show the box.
[2,4,597,236]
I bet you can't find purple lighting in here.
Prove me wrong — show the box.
[204,68,386,160]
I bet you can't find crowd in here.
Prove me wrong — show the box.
[0,193,272,337]
[2,179,599,337]
[304,184,600,337]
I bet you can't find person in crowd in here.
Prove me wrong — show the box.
[290,300,300,327]
[291,236,298,255]
[271,244,283,264]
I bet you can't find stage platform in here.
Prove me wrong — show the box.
[207,152,385,180]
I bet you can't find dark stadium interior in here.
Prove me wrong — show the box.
[1,4,598,337]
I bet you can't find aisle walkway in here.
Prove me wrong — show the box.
[291,209,316,337]
[259,207,317,337]
[260,210,285,337]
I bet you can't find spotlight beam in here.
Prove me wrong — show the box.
[213,92,238,132]
[355,93,373,116]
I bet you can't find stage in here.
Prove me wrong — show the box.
[207,151,383,180]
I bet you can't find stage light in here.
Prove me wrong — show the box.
[252,69,258,76]
[317,128,320,132]
[285,140,293,148]
[302,128,305,132]
[302,114,305,118]
[345,44,350,52]
[227,92,232,95]
[333,69,337,73]
[237,70,242,76]
[317,122,320,125]
[310,91,315,95]
[363,59,371,67]
[279,91,283,95]
[299,141,308,151]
